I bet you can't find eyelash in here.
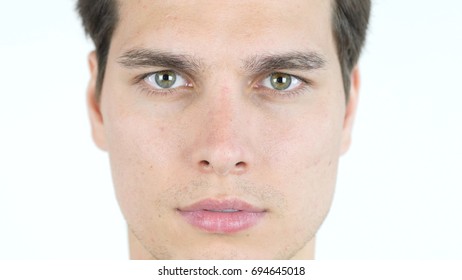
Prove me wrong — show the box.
[256,73,312,99]
[139,86,178,97]
[134,71,191,97]
[134,71,312,98]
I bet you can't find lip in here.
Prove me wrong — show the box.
[178,199,266,234]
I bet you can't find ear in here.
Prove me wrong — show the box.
[340,66,360,155]
[87,51,107,151]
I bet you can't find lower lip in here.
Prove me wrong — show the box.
[179,210,265,233]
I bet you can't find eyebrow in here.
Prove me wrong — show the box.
[117,49,202,74]
[244,52,326,74]
[117,49,326,75]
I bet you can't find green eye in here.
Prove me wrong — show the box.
[154,70,176,88]
[270,73,292,90]
[144,70,188,91]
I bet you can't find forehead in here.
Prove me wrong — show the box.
[112,0,335,60]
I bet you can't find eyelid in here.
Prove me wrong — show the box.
[153,70,186,83]
[257,72,311,92]
[133,69,311,99]
[132,69,194,98]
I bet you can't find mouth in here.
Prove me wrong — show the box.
[177,199,266,234]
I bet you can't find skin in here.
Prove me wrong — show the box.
[86,0,360,259]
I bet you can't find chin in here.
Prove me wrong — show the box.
[164,238,303,260]
[178,248,273,260]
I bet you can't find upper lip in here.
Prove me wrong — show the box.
[178,198,266,213]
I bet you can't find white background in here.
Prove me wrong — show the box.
[0,0,461,259]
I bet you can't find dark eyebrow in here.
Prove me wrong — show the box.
[118,49,325,76]
[244,52,326,74]
[117,49,203,74]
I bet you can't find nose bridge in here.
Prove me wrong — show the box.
[206,86,239,141]
[193,81,250,176]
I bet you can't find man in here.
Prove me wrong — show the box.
[77,0,370,259]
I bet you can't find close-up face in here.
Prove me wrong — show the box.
[87,0,359,259]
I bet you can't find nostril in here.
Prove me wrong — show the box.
[235,161,246,169]
[198,160,247,175]
[199,160,210,169]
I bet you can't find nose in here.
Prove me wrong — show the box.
[198,148,247,176]
[192,91,251,176]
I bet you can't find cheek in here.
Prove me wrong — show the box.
[102,109,186,221]
[260,101,344,227]
[261,101,344,182]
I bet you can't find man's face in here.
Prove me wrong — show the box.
[88,0,358,259]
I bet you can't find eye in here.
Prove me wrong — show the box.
[262,72,302,91]
[144,70,187,89]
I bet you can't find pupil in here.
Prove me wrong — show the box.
[162,74,170,81]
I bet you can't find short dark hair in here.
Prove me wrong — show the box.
[332,0,371,100]
[77,0,370,100]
